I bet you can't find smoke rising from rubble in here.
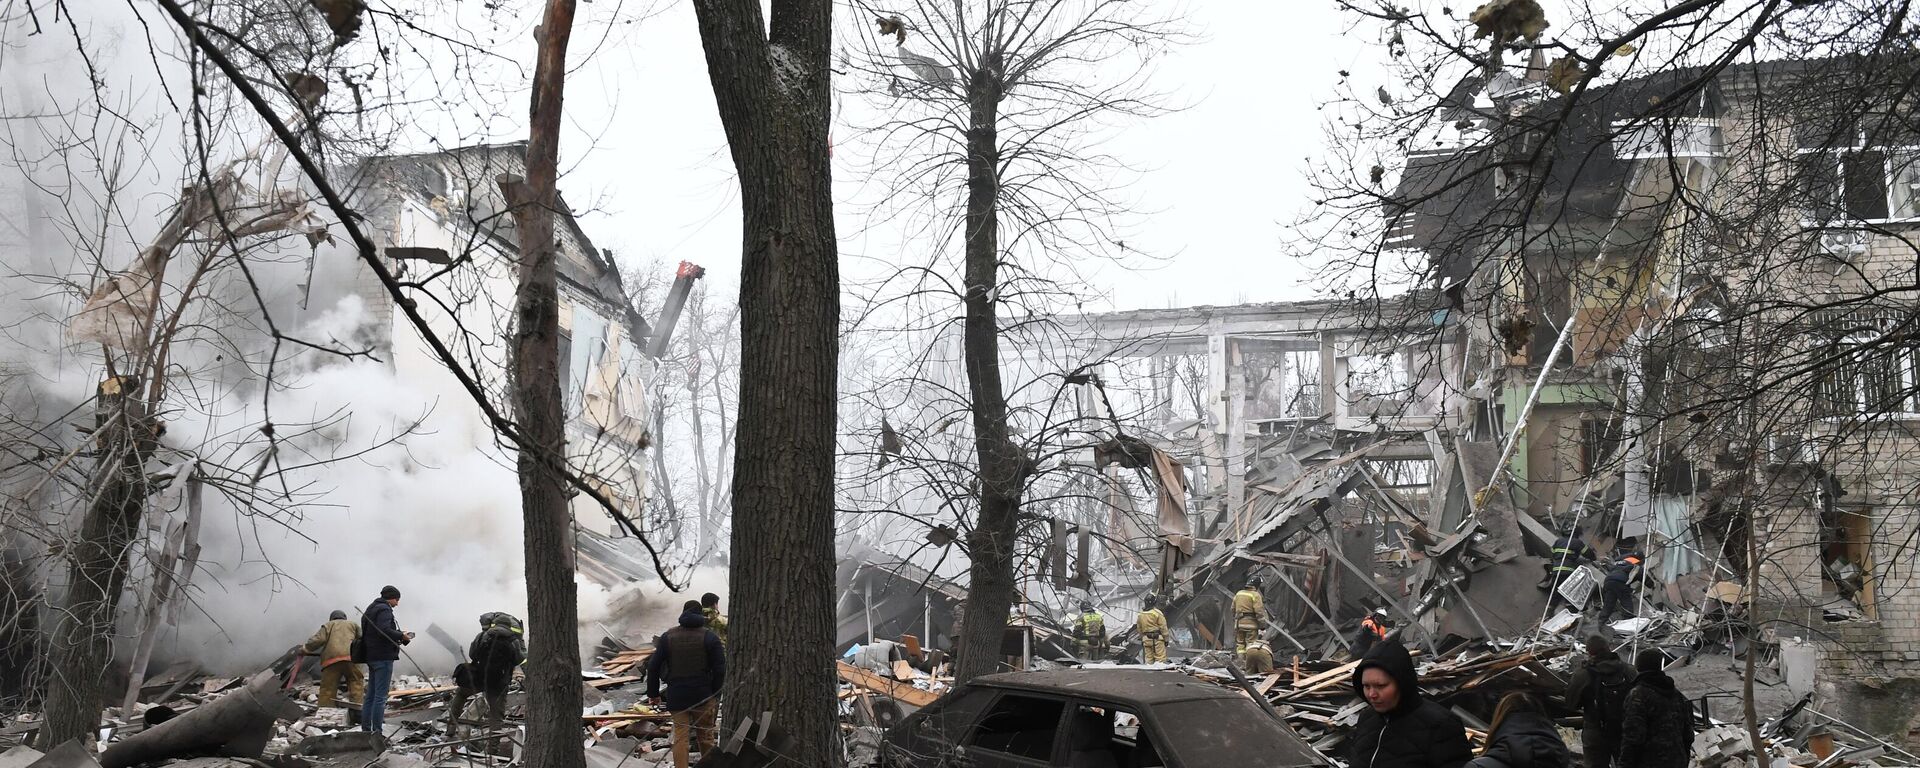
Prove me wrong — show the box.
[0,9,708,679]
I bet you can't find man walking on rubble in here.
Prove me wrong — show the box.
[647,599,726,768]
[1564,635,1633,768]
[1600,548,1645,620]
[360,585,414,736]
[1233,577,1267,659]
[1618,650,1695,768]
[1136,595,1168,664]
[1354,608,1393,656]
[449,612,524,750]
[1347,639,1473,768]
[701,592,728,645]
[301,610,363,713]
[1074,600,1107,659]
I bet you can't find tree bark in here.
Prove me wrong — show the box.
[689,0,841,763]
[505,3,584,768]
[40,377,155,749]
[952,65,1030,684]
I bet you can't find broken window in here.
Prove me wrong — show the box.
[1579,416,1623,474]
[567,304,609,416]
[1810,309,1920,417]
[1820,506,1876,618]
[1795,115,1920,222]
[966,693,1065,761]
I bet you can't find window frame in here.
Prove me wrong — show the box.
[1811,311,1920,419]
[961,690,1070,766]
[1795,131,1920,224]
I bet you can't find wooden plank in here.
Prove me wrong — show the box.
[837,662,939,708]
[586,675,642,689]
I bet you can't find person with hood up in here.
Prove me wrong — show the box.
[1468,692,1572,768]
[1347,640,1473,768]
[300,610,362,710]
[1618,650,1695,768]
[647,600,726,768]
[1563,636,1634,768]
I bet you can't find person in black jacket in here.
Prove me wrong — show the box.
[1618,650,1694,768]
[1470,692,1572,768]
[1347,640,1474,768]
[647,600,726,768]
[1563,636,1634,768]
[360,585,414,735]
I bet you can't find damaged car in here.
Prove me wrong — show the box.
[880,668,1326,768]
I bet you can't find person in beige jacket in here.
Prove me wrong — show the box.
[302,610,363,708]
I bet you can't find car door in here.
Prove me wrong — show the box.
[885,685,998,766]
[958,691,1069,767]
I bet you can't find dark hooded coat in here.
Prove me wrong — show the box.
[1479,711,1572,768]
[1347,641,1474,768]
[1618,670,1694,768]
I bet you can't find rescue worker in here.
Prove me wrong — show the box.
[1550,526,1598,605]
[1136,595,1169,664]
[700,593,727,645]
[1601,550,1645,620]
[449,612,525,749]
[1354,608,1392,656]
[646,600,726,768]
[1243,639,1276,675]
[1074,600,1106,660]
[359,585,414,736]
[1233,577,1266,658]
[1564,635,1634,768]
[300,610,363,710]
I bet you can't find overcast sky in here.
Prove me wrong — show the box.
[553,1,1370,314]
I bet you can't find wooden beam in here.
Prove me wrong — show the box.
[835,662,938,708]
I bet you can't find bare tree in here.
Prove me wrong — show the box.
[687,0,842,762]
[500,0,588,765]
[838,0,1179,682]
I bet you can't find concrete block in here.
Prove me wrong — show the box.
[1781,638,1819,698]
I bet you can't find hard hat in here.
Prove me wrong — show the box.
[1372,608,1389,619]
[1080,599,1094,611]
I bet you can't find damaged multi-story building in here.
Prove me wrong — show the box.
[843,50,1920,745]
[1381,52,1920,739]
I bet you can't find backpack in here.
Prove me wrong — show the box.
[1589,666,1634,735]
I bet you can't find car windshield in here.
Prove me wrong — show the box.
[1154,697,1323,767]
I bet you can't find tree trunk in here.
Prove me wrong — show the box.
[506,4,584,768]
[689,1,841,763]
[952,67,1029,684]
[40,377,154,749]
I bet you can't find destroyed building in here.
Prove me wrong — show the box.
[1381,54,1920,741]
[342,143,658,546]
[839,52,1920,751]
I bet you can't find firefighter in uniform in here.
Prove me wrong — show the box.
[1136,595,1169,663]
[1232,577,1266,658]
[1550,526,1598,605]
[1074,600,1107,660]
[1243,639,1275,675]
